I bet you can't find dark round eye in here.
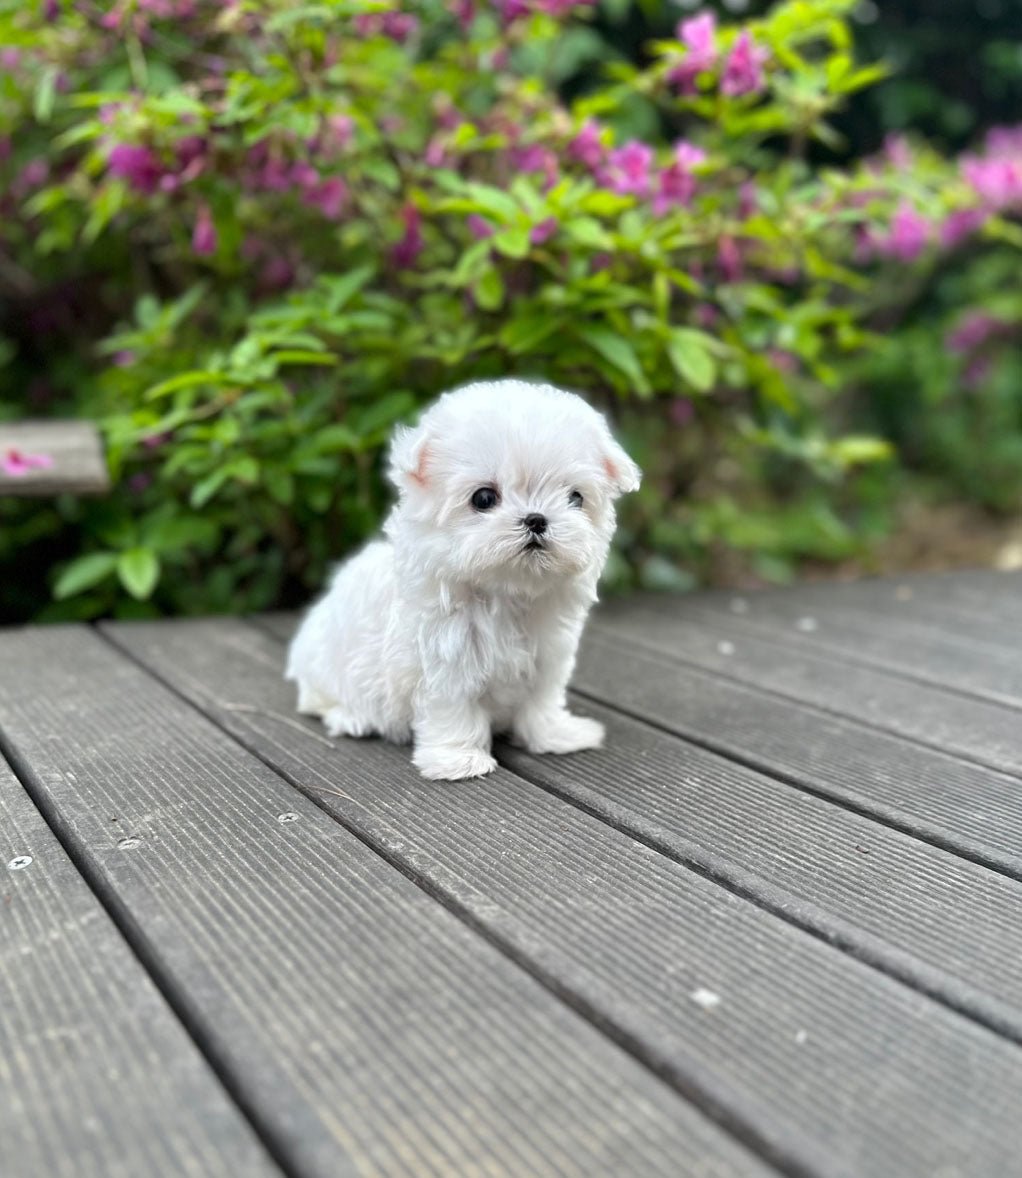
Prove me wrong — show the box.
[568,490,584,508]
[471,487,499,511]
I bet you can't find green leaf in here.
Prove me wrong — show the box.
[34,66,60,123]
[667,329,717,393]
[53,552,117,600]
[493,225,531,259]
[117,548,160,600]
[271,350,338,367]
[144,371,229,401]
[320,266,375,313]
[474,267,505,311]
[578,327,650,394]
[190,468,231,508]
[829,435,893,467]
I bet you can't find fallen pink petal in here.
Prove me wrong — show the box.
[2,449,55,477]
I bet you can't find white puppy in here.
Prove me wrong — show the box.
[286,379,640,780]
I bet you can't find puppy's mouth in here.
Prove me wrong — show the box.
[521,538,550,555]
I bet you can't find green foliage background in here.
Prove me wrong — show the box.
[1,0,1020,621]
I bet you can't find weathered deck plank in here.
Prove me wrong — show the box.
[0,625,763,1178]
[0,753,279,1178]
[238,618,1022,1035]
[591,602,1022,776]
[0,421,109,496]
[674,591,1022,708]
[104,615,1022,1178]
[571,629,1022,875]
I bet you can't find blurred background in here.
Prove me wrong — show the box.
[1,0,1021,623]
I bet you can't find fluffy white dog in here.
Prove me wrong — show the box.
[286,379,640,781]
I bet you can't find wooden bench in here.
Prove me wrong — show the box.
[2,568,1022,1176]
[0,420,109,496]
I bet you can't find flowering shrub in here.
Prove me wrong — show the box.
[0,0,1011,617]
[850,128,1022,513]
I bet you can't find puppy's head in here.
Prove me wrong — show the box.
[387,380,640,593]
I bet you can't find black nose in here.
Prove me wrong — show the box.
[523,513,547,535]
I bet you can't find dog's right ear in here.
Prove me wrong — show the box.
[388,424,432,491]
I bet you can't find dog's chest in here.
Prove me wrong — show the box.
[471,598,537,686]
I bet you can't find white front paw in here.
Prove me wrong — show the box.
[516,712,605,755]
[414,745,498,781]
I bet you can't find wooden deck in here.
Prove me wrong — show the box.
[3,568,1022,1178]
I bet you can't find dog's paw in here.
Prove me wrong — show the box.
[323,707,374,738]
[515,712,605,755]
[414,745,498,781]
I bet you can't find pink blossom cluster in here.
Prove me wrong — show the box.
[962,126,1022,211]
[353,10,420,42]
[99,0,198,34]
[496,0,595,23]
[567,121,707,215]
[667,12,768,99]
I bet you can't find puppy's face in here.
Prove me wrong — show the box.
[388,382,640,593]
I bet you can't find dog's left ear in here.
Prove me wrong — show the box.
[601,438,641,497]
[388,423,432,490]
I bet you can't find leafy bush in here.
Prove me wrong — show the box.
[0,0,1003,619]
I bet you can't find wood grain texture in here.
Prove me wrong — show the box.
[0,753,278,1178]
[591,599,1022,777]
[0,625,757,1178]
[672,589,1022,709]
[571,628,1022,876]
[0,421,109,495]
[107,615,1022,1178]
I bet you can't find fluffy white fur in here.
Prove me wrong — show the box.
[285,379,640,781]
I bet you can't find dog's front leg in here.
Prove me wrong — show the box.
[411,610,497,781]
[412,693,496,780]
[511,608,605,756]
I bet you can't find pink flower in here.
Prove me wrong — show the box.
[0,48,20,69]
[529,217,558,245]
[2,448,54,477]
[718,235,743,282]
[678,11,716,58]
[114,350,136,367]
[602,140,654,196]
[425,136,449,168]
[354,11,419,40]
[382,11,418,41]
[946,312,1004,354]
[667,11,717,94]
[141,432,169,449]
[538,0,596,13]
[652,141,705,214]
[513,145,559,190]
[962,156,1022,209]
[883,203,930,262]
[325,114,354,151]
[192,204,217,255]
[963,355,993,390]
[107,143,163,193]
[467,214,494,240]
[738,180,759,218]
[568,119,604,170]
[449,0,474,29]
[303,176,347,218]
[940,208,987,249]
[392,203,424,268]
[720,31,768,98]
[497,0,530,22]
[129,472,153,494]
